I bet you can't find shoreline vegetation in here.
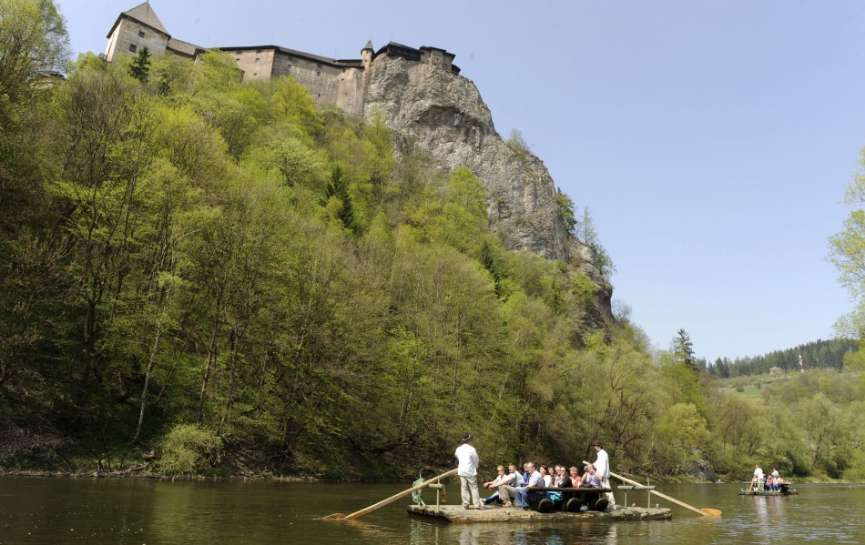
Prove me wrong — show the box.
[0,466,851,486]
[2,0,865,486]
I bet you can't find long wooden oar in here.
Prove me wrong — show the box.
[607,468,721,517]
[322,468,458,521]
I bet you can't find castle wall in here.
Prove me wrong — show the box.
[335,69,365,117]
[224,48,364,115]
[106,18,169,62]
[107,6,459,120]
[271,52,343,107]
[231,49,276,81]
[419,48,454,72]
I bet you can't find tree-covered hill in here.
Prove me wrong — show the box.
[1,1,864,483]
[709,338,858,378]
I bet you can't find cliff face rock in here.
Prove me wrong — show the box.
[364,56,613,319]
[364,56,569,261]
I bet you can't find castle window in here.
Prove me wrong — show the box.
[286,63,291,72]
[255,57,260,62]
[316,70,321,76]
[138,30,145,38]
[129,44,138,53]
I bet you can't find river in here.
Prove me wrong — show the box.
[1,477,863,544]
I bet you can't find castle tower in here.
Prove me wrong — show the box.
[105,3,202,63]
[105,2,170,62]
[361,40,374,71]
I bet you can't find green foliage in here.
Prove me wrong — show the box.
[8,18,828,481]
[409,166,489,253]
[711,338,857,377]
[323,164,357,232]
[506,128,530,154]
[556,189,577,236]
[156,423,223,475]
[652,403,711,474]
[0,0,69,106]
[673,329,697,371]
[265,76,323,138]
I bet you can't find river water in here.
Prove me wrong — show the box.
[0,477,863,544]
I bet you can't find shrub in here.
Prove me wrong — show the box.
[156,423,223,475]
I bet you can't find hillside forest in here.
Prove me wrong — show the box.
[2,0,865,482]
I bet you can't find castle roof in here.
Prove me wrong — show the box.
[107,2,169,38]
[219,45,345,66]
[167,37,203,58]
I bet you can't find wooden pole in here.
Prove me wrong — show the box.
[582,461,720,517]
[323,468,458,521]
[608,468,721,517]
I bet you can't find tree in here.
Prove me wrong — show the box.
[128,46,151,83]
[579,207,615,278]
[673,328,696,371]
[829,151,865,345]
[323,164,357,232]
[652,402,711,474]
[556,189,577,236]
[0,1,69,388]
[0,0,69,106]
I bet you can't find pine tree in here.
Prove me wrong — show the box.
[324,164,356,232]
[129,46,151,83]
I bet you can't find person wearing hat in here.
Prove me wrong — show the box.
[455,434,483,509]
[592,440,616,509]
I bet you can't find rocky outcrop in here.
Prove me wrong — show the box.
[364,55,570,261]
[364,56,612,320]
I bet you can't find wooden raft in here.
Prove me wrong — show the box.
[407,504,672,523]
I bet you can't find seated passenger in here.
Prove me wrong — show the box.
[482,465,510,505]
[495,463,521,507]
[514,462,544,509]
[581,464,601,488]
[556,466,572,488]
[569,466,583,487]
[539,465,552,487]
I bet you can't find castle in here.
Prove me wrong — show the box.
[105,2,461,117]
[103,2,594,271]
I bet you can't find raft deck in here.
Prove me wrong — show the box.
[739,483,798,496]
[407,504,672,523]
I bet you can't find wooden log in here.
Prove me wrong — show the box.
[323,468,458,521]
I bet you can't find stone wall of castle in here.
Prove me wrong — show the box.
[223,48,366,116]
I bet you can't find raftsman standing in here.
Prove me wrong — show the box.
[455,434,483,509]
[592,440,616,510]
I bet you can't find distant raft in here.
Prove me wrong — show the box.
[739,483,798,496]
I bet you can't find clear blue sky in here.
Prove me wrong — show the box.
[61,0,863,363]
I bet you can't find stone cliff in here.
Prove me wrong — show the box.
[363,55,612,318]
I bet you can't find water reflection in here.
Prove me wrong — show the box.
[4,479,865,544]
[604,522,618,544]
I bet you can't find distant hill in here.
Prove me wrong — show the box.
[708,338,857,377]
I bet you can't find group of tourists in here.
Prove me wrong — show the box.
[454,434,616,511]
[750,465,785,492]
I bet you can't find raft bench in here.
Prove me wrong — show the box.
[616,484,656,508]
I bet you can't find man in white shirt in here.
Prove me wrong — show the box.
[455,434,482,509]
[593,441,616,509]
[514,462,543,509]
